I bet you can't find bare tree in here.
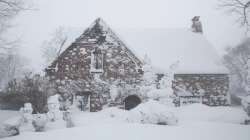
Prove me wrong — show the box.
[223,38,250,95]
[218,0,250,32]
[0,0,31,49]
[42,27,68,65]
[0,48,28,90]
[0,1,32,89]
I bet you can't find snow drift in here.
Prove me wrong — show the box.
[127,100,178,125]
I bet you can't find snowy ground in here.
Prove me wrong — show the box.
[1,102,250,140]
[0,110,19,123]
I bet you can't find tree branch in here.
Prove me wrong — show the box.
[218,0,250,32]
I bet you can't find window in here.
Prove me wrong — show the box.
[90,47,103,73]
[119,64,125,75]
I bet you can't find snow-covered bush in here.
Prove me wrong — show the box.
[0,126,19,138]
[223,38,250,96]
[110,83,119,101]
[20,103,33,123]
[2,125,20,137]
[0,127,11,138]
[2,116,22,137]
[63,111,74,128]
[47,94,61,122]
[32,114,48,132]
[241,95,250,124]
[147,89,176,106]
[241,95,250,115]
[127,100,178,125]
[58,92,72,111]
[141,55,157,89]
[139,56,178,105]
[5,73,54,113]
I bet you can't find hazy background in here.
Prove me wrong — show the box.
[7,0,247,72]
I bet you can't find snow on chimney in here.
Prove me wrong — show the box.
[191,16,203,34]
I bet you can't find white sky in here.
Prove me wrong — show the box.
[8,0,247,72]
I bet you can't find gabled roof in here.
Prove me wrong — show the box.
[76,18,143,67]
[48,18,143,69]
[117,28,228,74]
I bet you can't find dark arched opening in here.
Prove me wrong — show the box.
[124,95,141,110]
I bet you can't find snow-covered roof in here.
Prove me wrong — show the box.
[117,28,228,74]
[61,18,228,74]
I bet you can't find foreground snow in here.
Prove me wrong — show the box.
[1,102,250,140]
[0,111,19,123]
[2,122,250,140]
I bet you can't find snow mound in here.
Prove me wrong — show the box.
[175,103,246,124]
[3,116,22,127]
[127,100,178,125]
[1,116,22,138]
[84,101,178,125]
[99,107,128,121]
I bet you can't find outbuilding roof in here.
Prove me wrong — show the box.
[117,28,228,74]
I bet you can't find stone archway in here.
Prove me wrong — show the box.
[124,95,141,110]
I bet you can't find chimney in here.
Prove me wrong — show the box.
[191,16,203,34]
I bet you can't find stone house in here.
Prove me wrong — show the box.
[46,18,143,112]
[46,18,230,111]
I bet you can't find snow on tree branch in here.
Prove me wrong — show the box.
[0,0,33,50]
[218,0,250,32]
[42,27,68,65]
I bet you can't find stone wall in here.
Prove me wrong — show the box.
[172,74,230,106]
[45,18,143,112]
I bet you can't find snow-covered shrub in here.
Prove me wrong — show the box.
[110,83,119,101]
[241,95,250,116]
[139,56,178,105]
[2,116,22,137]
[241,95,250,124]
[32,114,48,132]
[127,100,178,125]
[141,55,157,88]
[5,73,54,113]
[47,94,61,122]
[58,93,72,111]
[146,89,176,106]
[223,38,250,96]
[2,125,19,137]
[62,111,74,128]
[20,103,33,123]
[0,127,11,138]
